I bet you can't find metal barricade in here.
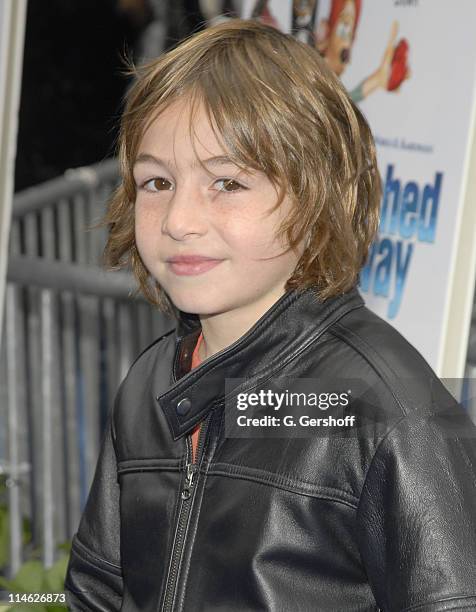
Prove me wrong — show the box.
[0,160,174,577]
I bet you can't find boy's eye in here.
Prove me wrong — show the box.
[214,179,245,193]
[143,177,173,191]
[139,177,245,193]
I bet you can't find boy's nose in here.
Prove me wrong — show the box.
[161,183,207,241]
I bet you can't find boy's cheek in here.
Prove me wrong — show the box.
[134,223,161,264]
[135,199,162,222]
[135,209,165,243]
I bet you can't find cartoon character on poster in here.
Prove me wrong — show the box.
[292,1,318,45]
[251,0,280,28]
[246,1,411,104]
[249,0,319,42]
[315,0,411,103]
[248,0,292,32]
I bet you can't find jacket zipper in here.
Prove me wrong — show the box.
[161,414,211,612]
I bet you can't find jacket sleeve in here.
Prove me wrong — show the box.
[64,413,123,611]
[357,405,476,612]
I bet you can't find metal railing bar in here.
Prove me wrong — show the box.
[78,294,101,494]
[6,286,22,575]
[12,159,119,218]
[117,301,134,383]
[57,198,73,262]
[102,298,119,412]
[7,256,142,300]
[73,192,88,266]
[24,211,39,257]
[40,289,55,568]
[57,199,81,534]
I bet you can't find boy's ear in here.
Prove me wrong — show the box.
[315,19,330,54]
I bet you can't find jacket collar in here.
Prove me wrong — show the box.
[156,286,364,440]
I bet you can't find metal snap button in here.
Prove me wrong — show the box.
[176,397,192,416]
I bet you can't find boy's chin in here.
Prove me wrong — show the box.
[167,291,224,317]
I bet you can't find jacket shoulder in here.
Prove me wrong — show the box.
[130,327,176,371]
[328,304,454,417]
[113,327,177,408]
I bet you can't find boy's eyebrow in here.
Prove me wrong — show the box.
[133,153,239,170]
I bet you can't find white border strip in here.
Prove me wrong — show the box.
[0,0,27,345]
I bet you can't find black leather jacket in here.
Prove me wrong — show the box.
[64,287,476,611]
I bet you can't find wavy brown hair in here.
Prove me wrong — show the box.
[102,18,381,315]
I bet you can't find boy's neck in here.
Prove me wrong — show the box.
[197,286,288,361]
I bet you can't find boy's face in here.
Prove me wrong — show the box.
[133,97,303,321]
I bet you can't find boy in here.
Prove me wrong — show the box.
[65,19,476,611]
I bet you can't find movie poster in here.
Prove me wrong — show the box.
[242,0,476,376]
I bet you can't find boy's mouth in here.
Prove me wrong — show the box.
[166,255,224,276]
